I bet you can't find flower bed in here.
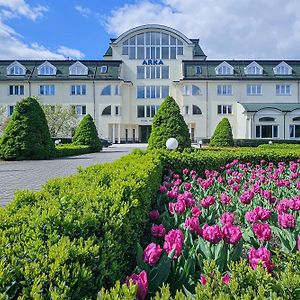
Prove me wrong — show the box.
[126,159,300,299]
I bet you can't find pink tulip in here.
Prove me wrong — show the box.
[200,274,207,285]
[201,196,215,208]
[240,190,254,204]
[149,210,160,221]
[278,213,295,228]
[202,224,223,244]
[220,193,231,204]
[220,212,235,225]
[151,224,166,238]
[163,229,184,259]
[222,274,231,285]
[143,243,162,266]
[185,217,202,236]
[192,206,202,218]
[126,271,148,300]
[222,224,242,244]
[252,223,272,242]
[248,246,274,272]
[159,185,167,194]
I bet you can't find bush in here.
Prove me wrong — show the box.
[0,97,55,160]
[72,114,102,152]
[258,143,300,149]
[55,144,92,157]
[0,152,162,299]
[148,96,191,151]
[209,117,234,147]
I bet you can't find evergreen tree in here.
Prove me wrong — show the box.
[209,117,234,147]
[148,96,191,151]
[0,97,55,160]
[72,114,102,151]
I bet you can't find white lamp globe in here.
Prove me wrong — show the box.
[166,138,178,150]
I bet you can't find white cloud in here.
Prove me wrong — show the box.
[75,5,91,18]
[0,1,85,59]
[58,46,85,59]
[104,0,300,59]
[0,0,47,21]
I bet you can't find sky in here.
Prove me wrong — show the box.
[1,0,300,60]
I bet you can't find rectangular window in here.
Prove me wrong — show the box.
[184,105,189,115]
[137,105,145,117]
[161,66,169,79]
[9,85,24,95]
[217,105,233,114]
[40,85,55,95]
[247,84,262,95]
[7,105,15,116]
[71,85,86,95]
[256,125,279,138]
[137,86,145,98]
[217,85,232,95]
[137,85,169,99]
[136,66,169,79]
[137,66,144,79]
[195,66,202,74]
[115,106,120,116]
[289,125,300,138]
[276,84,291,95]
[115,85,121,96]
[161,86,169,98]
[75,105,86,115]
[183,85,190,96]
[137,105,159,118]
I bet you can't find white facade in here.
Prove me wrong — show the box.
[1,24,300,142]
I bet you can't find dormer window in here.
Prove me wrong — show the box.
[273,61,292,75]
[244,61,263,75]
[195,66,202,74]
[7,61,26,75]
[215,62,234,75]
[37,61,56,76]
[100,66,108,73]
[69,61,88,75]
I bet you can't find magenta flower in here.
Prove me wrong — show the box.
[222,224,242,244]
[222,274,231,285]
[202,224,223,244]
[143,243,162,266]
[192,206,202,218]
[278,213,295,228]
[296,181,300,190]
[151,224,166,238]
[200,274,207,285]
[201,196,216,208]
[174,200,186,214]
[248,246,274,272]
[183,168,189,175]
[252,223,272,242]
[184,182,192,191]
[159,185,167,194]
[167,188,178,199]
[245,210,259,223]
[168,202,174,215]
[177,191,195,207]
[125,270,148,300]
[185,217,202,236]
[220,193,231,204]
[240,190,254,204]
[149,210,160,221]
[220,212,235,225]
[163,229,184,259]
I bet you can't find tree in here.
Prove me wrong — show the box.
[42,104,78,137]
[0,106,8,135]
[148,96,191,151]
[72,114,102,151]
[209,117,234,147]
[0,97,55,160]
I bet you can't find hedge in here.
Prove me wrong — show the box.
[55,144,92,157]
[201,139,300,147]
[0,152,162,299]
[258,143,300,149]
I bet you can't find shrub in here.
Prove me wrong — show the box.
[0,152,162,299]
[148,96,191,151]
[0,97,55,160]
[55,144,92,157]
[72,114,102,151]
[209,118,234,147]
[258,143,300,149]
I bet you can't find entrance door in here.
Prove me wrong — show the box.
[139,125,152,143]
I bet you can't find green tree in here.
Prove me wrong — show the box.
[209,117,234,147]
[42,104,78,138]
[0,97,55,160]
[0,106,8,136]
[148,96,191,151]
[72,114,102,151]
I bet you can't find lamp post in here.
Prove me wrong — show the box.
[166,138,178,150]
[268,140,273,145]
[198,139,203,148]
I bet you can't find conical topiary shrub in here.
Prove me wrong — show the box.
[0,97,55,160]
[148,96,191,151]
[209,117,234,147]
[72,114,102,152]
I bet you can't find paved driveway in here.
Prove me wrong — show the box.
[0,144,147,206]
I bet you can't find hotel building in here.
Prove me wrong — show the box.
[0,24,300,142]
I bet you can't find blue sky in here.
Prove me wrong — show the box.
[1,0,300,60]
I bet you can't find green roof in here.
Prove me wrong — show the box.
[190,39,206,58]
[0,60,122,81]
[104,47,112,57]
[183,60,300,80]
[240,103,300,112]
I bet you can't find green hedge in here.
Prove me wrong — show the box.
[55,143,92,157]
[200,139,300,147]
[258,143,300,149]
[0,152,162,299]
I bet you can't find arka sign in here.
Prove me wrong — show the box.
[142,59,164,66]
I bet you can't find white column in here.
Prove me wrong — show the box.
[188,123,192,133]
[118,124,121,144]
[112,124,116,144]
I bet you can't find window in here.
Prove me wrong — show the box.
[115,85,121,95]
[247,84,262,95]
[9,85,24,95]
[195,66,202,74]
[69,62,88,75]
[217,85,232,95]
[259,117,275,122]
[100,66,108,73]
[215,62,234,75]
[75,105,86,115]
[276,84,291,95]
[184,105,189,115]
[217,105,232,114]
[71,85,86,95]
[102,105,111,116]
[137,85,169,99]
[39,85,55,95]
[8,66,25,75]
[256,125,278,138]
[245,62,263,75]
[192,85,201,96]
[115,106,120,116]
[289,125,300,138]
[137,105,159,118]
[183,85,190,96]
[292,116,300,122]
[122,31,184,59]
[192,105,202,115]
[101,85,111,95]
[273,62,292,75]
[38,62,56,75]
[136,66,169,79]
[7,105,15,116]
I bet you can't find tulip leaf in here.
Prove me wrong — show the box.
[136,243,150,272]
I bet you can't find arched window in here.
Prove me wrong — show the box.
[192,105,202,115]
[259,117,275,122]
[292,116,300,122]
[101,85,111,95]
[192,85,201,95]
[7,61,26,75]
[102,106,111,116]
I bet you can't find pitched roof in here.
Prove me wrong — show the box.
[240,103,300,112]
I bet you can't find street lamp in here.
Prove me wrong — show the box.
[198,139,203,148]
[268,140,273,145]
[166,138,178,150]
